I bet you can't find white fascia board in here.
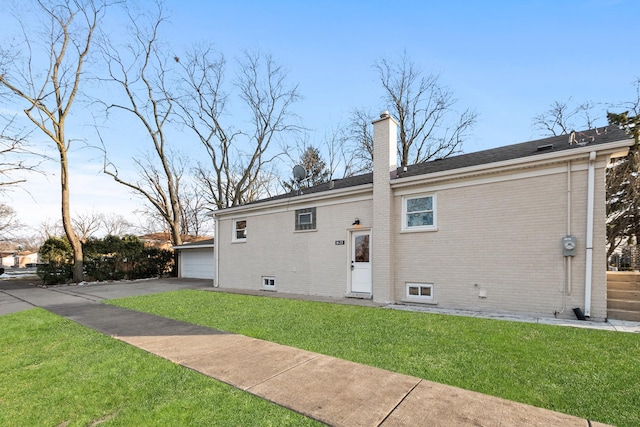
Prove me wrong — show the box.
[213,184,373,219]
[172,244,215,250]
[391,138,633,190]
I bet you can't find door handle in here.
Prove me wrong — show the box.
[351,261,354,270]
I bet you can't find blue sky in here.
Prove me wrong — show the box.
[3,0,639,234]
[164,0,637,151]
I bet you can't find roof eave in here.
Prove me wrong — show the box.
[172,244,215,250]
[213,183,373,218]
[391,138,633,189]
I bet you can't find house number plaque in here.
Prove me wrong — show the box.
[335,240,345,245]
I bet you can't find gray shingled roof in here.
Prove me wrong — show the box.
[174,238,215,248]
[249,172,374,205]
[400,125,629,178]
[235,125,631,208]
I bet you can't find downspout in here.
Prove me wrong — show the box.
[584,151,597,317]
[567,160,572,296]
[213,212,219,288]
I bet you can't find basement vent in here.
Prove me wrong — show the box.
[537,143,554,151]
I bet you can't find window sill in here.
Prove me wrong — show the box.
[400,227,438,234]
[294,228,317,233]
[401,299,438,305]
[231,240,247,244]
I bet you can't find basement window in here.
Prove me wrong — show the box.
[406,283,433,301]
[262,276,276,290]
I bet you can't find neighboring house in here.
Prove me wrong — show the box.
[173,238,215,280]
[213,112,633,321]
[16,251,39,267]
[139,233,210,250]
[1,252,15,268]
[1,251,40,268]
[138,233,175,250]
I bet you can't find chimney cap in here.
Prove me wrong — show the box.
[380,110,390,118]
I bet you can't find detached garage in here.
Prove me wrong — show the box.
[174,238,215,281]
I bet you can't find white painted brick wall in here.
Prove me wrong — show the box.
[217,198,373,297]
[216,151,611,320]
[392,158,609,320]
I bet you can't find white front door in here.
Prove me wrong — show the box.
[350,230,372,293]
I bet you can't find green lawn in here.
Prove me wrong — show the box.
[108,290,640,427]
[0,309,319,426]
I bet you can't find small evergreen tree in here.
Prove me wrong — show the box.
[283,146,330,191]
[38,237,73,285]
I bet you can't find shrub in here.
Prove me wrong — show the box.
[82,235,174,281]
[37,237,73,285]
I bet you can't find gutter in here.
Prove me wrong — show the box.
[214,184,373,218]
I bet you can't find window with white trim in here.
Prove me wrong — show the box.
[402,194,436,231]
[262,276,276,290]
[406,283,433,301]
[233,219,247,242]
[295,207,316,231]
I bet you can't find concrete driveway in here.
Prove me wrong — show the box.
[0,277,213,316]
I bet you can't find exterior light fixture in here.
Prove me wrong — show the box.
[352,218,360,226]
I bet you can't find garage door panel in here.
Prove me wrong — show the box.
[181,249,214,279]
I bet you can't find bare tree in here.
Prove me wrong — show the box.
[0,0,107,282]
[100,4,185,246]
[131,209,166,236]
[0,116,41,191]
[532,98,599,136]
[175,46,301,209]
[179,185,212,237]
[347,108,375,172]
[0,204,22,240]
[72,210,102,242]
[0,234,42,252]
[39,218,64,240]
[101,212,133,236]
[351,53,478,168]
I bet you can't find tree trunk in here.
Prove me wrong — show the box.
[59,148,84,282]
[170,218,182,246]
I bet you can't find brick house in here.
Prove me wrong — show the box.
[213,113,632,320]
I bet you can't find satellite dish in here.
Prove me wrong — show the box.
[292,164,307,182]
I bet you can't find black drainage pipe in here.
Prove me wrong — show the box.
[573,307,587,321]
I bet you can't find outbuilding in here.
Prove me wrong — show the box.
[173,238,215,280]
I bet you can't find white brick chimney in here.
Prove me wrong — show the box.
[371,111,398,303]
[372,110,398,179]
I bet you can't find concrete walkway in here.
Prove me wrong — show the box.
[0,278,617,426]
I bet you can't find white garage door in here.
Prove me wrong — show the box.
[180,248,214,279]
